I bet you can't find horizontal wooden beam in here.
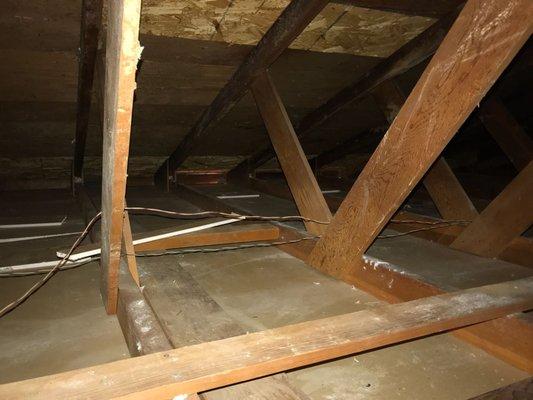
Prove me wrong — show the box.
[58,222,280,258]
[170,184,533,371]
[2,277,531,399]
[155,0,329,181]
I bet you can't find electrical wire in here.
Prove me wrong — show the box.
[0,206,471,317]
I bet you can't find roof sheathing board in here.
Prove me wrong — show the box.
[139,0,435,57]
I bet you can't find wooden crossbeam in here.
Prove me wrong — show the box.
[308,0,532,278]
[372,80,478,221]
[100,0,142,314]
[451,161,533,258]
[174,184,533,371]
[228,9,460,178]
[479,96,533,171]
[333,0,463,17]
[154,0,330,183]
[251,71,332,234]
[72,0,104,183]
[2,277,531,399]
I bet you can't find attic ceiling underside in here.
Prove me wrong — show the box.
[0,0,525,190]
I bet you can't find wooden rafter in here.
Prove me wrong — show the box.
[2,277,531,399]
[100,0,142,314]
[308,0,532,278]
[372,80,478,221]
[451,161,533,258]
[479,96,533,171]
[251,70,332,234]
[228,9,460,178]
[333,0,463,17]
[154,0,330,183]
[72,0,104,183]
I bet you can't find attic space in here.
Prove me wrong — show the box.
[0,1,532,399]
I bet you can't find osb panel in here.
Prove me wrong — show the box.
[139,1,434,57]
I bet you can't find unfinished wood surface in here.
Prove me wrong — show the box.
[228,9,459,177]
[100,0,142,314]
[372,80,478,221]
[308,0,532,279]
[451,161,533,258]
[479,96,533,171]
[121,211,139,286]
[155,0,329,179]
[251,71,332,235]
[72,0,103,181]
[142,262,309,400]
[116,261,173,357]
[2,277,531,399]
[174,184,533,371]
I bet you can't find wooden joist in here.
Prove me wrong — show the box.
[372,79,478,221]
[308,0,532,279]
[169,185,533,371]
[154,0,330,182]
[142,262,309,399]
[251,71,332,234]
[228,8,460,177]
[479,96,533,171]
[451,161,533,258]
[100,0,142,314]
[2,277,531,399]
[335,0,463,17]
[58,221,280,260]
[72,0,104,182]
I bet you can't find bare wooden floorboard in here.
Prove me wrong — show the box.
[142,261,310,400]
[2,277,531,399]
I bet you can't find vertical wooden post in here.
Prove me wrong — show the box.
[100,0,142,314]
[372,80,478,220]
[251,71,332,234]
[451,161,533,257]
[308,0,532,280]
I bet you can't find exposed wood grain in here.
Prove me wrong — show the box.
[121,210,139,286]
[228,9,460,177]
[72,0,103,181]
[451,161,533,258]
[155,0,330,180]
[479,96,533,171]
[308,0,533,279]
[372,79,478,220]
[142,262,309,400]
[2,277,531,399]
[251,71,332,235]
[100,0,142,314]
